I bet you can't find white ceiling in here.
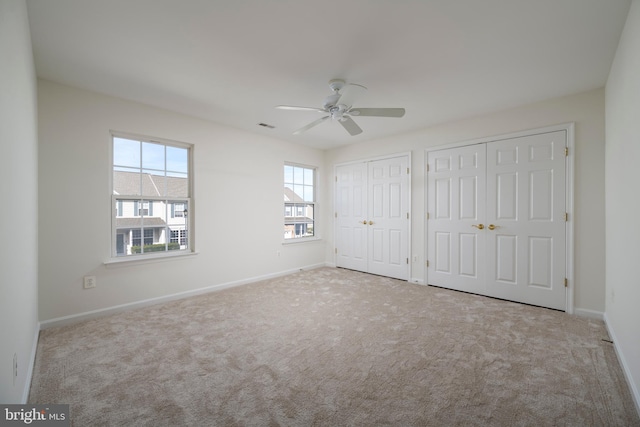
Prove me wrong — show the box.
[26,0,631,150]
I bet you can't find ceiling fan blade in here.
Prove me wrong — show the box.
[335,83,367,109]
[339,116,363,136]
[293,116,330,135]
[276,105,326,113]
[349,108,406,118]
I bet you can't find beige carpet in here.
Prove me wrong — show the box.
[29,267,639,426]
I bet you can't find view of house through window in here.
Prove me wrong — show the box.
[112,134,191,257]
[284,163,315,240]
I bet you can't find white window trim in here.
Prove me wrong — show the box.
[104,250,198,266]
[108,131,195,264]
[282,236,322,245]
[283,162,318,243]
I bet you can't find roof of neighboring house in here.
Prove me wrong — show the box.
[284,187,305,203]
[113,170,188,198]
[115,217,167,228]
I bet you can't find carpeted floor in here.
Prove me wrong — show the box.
[29,267,639,426]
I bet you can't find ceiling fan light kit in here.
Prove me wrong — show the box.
[276,79,405,136]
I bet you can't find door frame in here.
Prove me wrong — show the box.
[334,151,412,281]
[425,123,575,313]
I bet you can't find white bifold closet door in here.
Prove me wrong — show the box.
[427,131,567,310]
[335,155,410,281]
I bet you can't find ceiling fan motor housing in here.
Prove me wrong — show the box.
[329,104,349,121]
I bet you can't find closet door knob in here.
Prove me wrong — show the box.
[471,224,484,230]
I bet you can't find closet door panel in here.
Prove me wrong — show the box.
[367,156,409,280]
[427,145,486,293]
[335,162,368,272]
[486,131,566,310]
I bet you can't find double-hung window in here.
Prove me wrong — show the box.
[112,133,192,258]
[284,163,316,240]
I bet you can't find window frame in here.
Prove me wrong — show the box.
[109,131,194,262]
[283,162,318,243]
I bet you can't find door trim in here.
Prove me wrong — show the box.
[425,123,575,313]
[334,151,412,281]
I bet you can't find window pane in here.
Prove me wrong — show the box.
[113,169,141,196]
[284,203,314,239]
[304,168,313,185]
[114,199,138,221]
[293,166,304,183]
[303,185,313,202]
[166,172,188,198]
[167,200,188,252]
[293,184,304,200]
[166,146,188,174]
[284,165,294,184]
[113,137,140,168]
[141,170,165,197]
[284,184,294,202]
[168,200,188,225]
[115,198,187,255]
[142,142,165,171]
[113,134,191,258]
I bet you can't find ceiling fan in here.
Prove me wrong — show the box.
[276,79,405,136]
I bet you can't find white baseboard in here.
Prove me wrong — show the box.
[40,263,328,330]
[22,325,40,403]
[603,312,640,417]
[573,308,604,320]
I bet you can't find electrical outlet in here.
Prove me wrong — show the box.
[83,276,96,289]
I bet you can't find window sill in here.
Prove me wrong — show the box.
[104,251,199,267]
[282,237,322,245]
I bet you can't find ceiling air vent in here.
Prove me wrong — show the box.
[258,122,275,129]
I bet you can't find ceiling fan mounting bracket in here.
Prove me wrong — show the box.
[328,79,346,93]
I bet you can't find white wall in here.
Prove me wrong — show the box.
[37,80,326,322]
[325,88,606,316]
[0,0,39,403]
[605,0,640,410]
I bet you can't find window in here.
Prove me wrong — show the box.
[132,229,153,247]
[170,229,187,246]
[172,202,185,218]
[136,201,151,216]
[284,163,315,240]
[112,133,191,257]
